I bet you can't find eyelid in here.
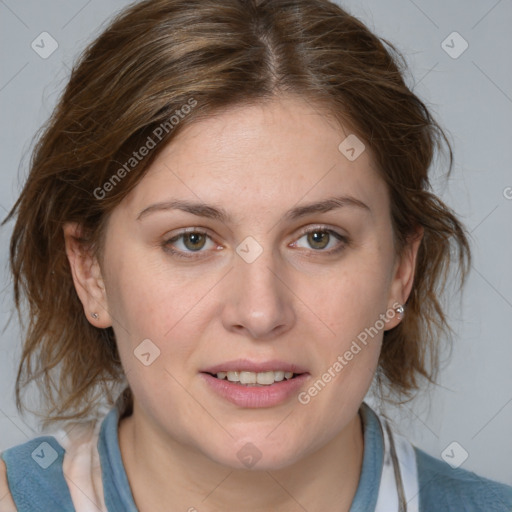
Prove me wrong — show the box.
[290,224,348,252]
[163,224,348,259]
[294,223,345,238]
[166,226,213,238]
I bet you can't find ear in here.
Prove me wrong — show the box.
[63,222,112,328]
[384,225,423,331]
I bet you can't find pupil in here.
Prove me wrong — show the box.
[185,233,205,251]
[308,231,329,249]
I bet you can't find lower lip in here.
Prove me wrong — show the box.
[200,373,309,408]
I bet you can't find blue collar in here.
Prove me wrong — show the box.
[98,400,384,511]
[350,402,384,511]
[97,399,138,511]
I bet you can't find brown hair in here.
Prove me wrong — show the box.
[4,0,471,422]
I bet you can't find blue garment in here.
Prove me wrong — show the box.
[2,402,511,511]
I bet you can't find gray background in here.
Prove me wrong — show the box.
[0,0,511,485]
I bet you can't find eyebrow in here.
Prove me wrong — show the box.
[136,195,371,222]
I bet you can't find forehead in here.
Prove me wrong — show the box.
[118,95,389,222]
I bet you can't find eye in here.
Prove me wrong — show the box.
[162,225,348,260]
[292,226,348,253]
[163,229,218,258]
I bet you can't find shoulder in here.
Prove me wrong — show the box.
[0,457,17,512]
[1,435,75,511]
[414,446,512,512]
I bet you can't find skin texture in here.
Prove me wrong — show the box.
[64,95,422,512]
[0,459,17,511]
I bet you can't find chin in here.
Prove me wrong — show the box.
[205,435,307,472]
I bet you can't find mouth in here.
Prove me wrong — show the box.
[200,360,309,407]
[205,370,304,386]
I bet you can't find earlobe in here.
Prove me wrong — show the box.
[385,226,424,330]
[63,222,112,328]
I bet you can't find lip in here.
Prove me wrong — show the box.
[200,372,310,408]
[201,359,309,374]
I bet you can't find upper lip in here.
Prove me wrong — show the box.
[202,359,309,374]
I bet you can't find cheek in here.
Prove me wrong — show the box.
[103,243,194,335]
[104,257,204,429]
[102,245,223,382]
[296,253,393,403]
[296,274,387,435]
[307,259,393,344]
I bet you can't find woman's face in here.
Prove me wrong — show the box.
[77,95,420,469]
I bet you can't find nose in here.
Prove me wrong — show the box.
[221,247,296,340]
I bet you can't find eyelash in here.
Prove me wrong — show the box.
[162,225,349,260]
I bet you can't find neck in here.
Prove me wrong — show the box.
[118,404,364,512]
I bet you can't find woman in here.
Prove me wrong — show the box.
[1,0,511,510]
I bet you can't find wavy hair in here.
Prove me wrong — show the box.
[4,0,471,422]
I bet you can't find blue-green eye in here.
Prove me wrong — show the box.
[178,232,208,251]
[164,230,216,258]
[293,228,348,252]
[163,226,348,260]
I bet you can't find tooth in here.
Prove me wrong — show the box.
[273,371,285,382]
[256,371,275,385]
[227,371,240,382]
[239,371,257,384]
[219,370,297,385]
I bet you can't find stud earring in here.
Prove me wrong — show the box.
[91,312,99,320]
[395,304,405,320]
